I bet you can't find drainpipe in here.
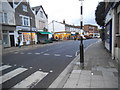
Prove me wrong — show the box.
[112,9,116,60]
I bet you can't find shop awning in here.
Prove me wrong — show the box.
[39,32,52,34]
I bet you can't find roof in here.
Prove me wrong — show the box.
[32,5,48,18]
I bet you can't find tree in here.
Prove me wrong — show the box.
[95,2,105,27]
[95,2,105,41]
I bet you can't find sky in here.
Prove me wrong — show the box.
[29,0,104,26]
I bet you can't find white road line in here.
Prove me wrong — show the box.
[49,70,53,73]
[54,54,61,56]
[14,52,18,54]
[0,65,12,71]
[35,53,40,55]
[27,53,32,54]
[12,71,48,88]
[20,53,24,54]
[65,55,73,58]
[43,53,50,56]
[0,68,27,84]
[75,50,79,56]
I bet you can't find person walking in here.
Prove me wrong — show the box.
[18,37,21,48]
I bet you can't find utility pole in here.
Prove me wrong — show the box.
[79,0,84,69]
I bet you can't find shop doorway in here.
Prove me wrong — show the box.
[10,35,15,47]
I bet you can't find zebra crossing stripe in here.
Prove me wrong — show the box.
[0,65,12,71]
[66,55,73,58]
[12,71,48,88]
[0,68,27,84]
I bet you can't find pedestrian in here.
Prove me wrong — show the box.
[18,37,21,48]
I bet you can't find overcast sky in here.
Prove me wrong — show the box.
[29,0,104,26]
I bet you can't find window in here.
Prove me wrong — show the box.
[21,16,30,26]
[40,11,43,18]
[22,5,27,12]
[2,12,8,24]
[0,12,2,23]
[23,17,29,26]
[4,13,7,23]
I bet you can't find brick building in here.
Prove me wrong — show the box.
[83,24,99,38]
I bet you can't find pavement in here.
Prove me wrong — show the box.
[49,39,119,89]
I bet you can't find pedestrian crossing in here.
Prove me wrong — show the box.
[13,71,48,88]
[0,65,12,71]
[0,64,49,88]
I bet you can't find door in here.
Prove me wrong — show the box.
[10,35,15,47]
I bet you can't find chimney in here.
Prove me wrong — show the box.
[63,19,65,24]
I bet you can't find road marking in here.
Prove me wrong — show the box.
[0,65,12,71]
[39,69,42,71]
[65,55,73,58]
[75,50,79,56]
[20,52,24,54]
[14,64,17,66]
[35,53,40,55]
[29,67,33,69]
[43,53,50,56]
[12,71,48,88]
[50,70,53,73]
[14,52,18,54]
[0,68,27,84]
[27,53,32,54]
[54,54,61,56]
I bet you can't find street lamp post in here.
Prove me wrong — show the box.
[79,0,84,69]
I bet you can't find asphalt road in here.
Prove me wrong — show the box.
[2,39,99,89]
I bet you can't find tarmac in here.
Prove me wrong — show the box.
[2,41,64,54]
[1,39,119,89]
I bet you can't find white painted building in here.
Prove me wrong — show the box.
[0,0,16,48]
[48,20,65,39]
[48,20,85,40]
[32,5,49,42]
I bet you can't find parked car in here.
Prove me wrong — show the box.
[40,39,53,44]
[84,35,92,39]
[50,38,59,41]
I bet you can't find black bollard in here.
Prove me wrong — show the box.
[80,36,84,69]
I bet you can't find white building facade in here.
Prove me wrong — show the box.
[0,0,16,48]
[32,6,49,42]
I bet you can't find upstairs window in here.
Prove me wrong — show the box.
[2,12,8,24]
[23,17,29,26]
[20,15,30,26]
[22,5,28,12]
[40,11,43,18]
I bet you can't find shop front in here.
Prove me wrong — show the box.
[105,20,112,53]
[36,32,52,43]
[15,26,37,46]
[2,24,16,48]
[54,32,71,40]
[22,32,37,45]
